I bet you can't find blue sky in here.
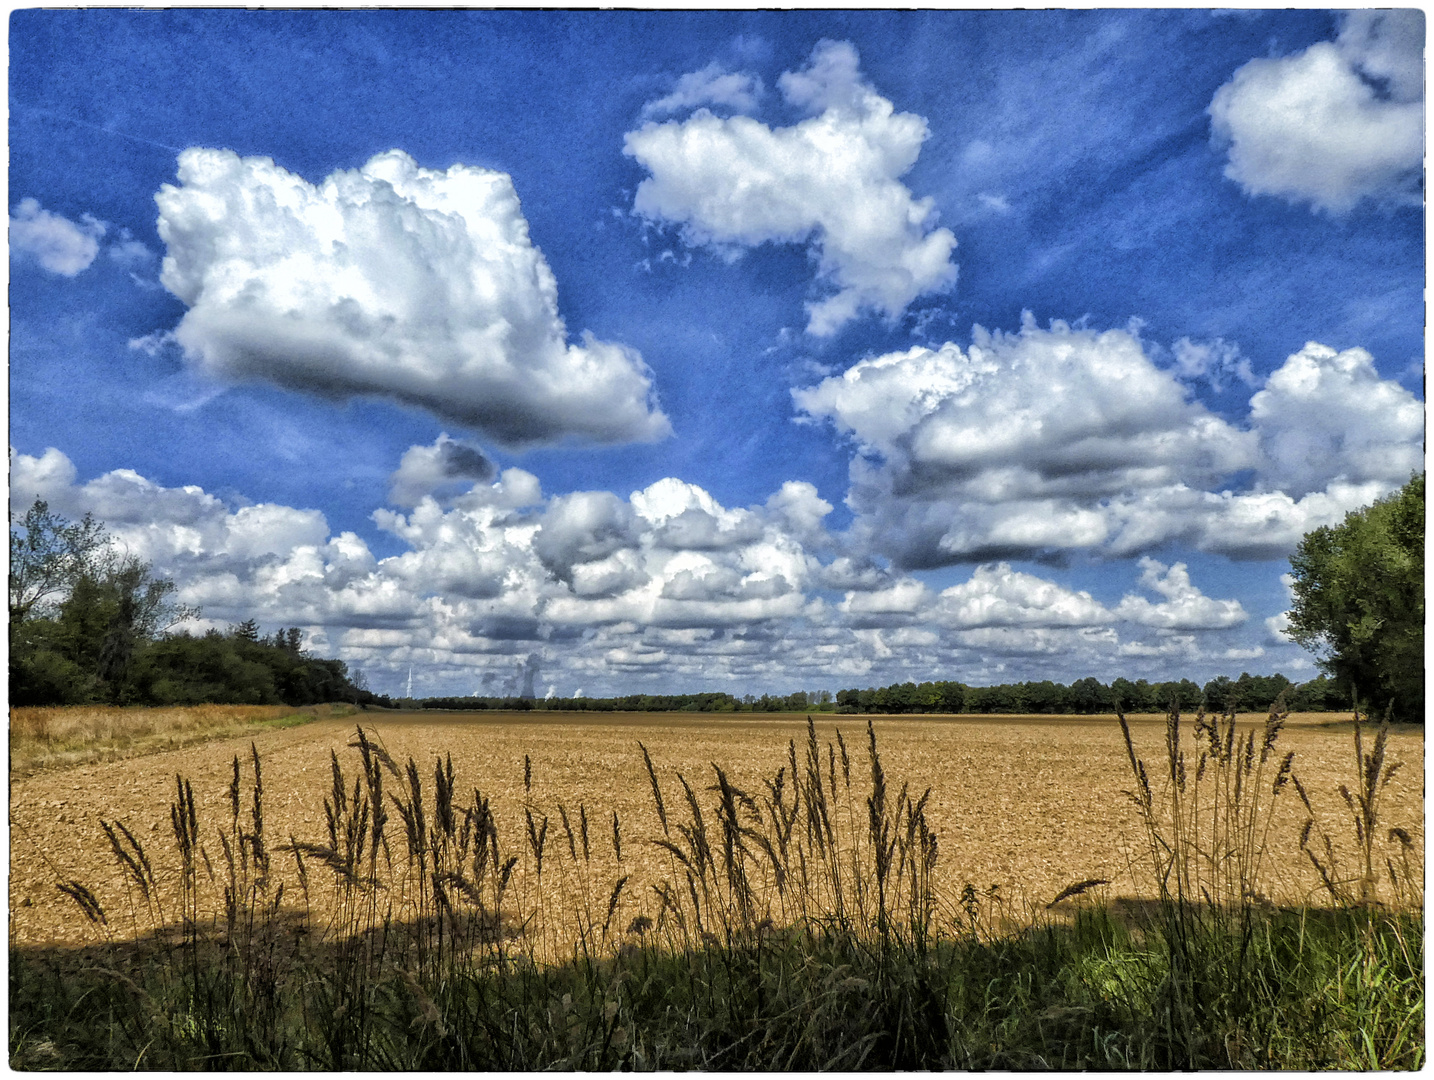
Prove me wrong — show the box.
[9,9,1424,699]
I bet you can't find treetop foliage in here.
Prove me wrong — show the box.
[9,499,112,623]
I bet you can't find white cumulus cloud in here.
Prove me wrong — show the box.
[10,198,106,276]
[839,577,930,621]
[799,316,1255,499]
[10,446,81,514]
[1113,558,1247,630]
[387,433,496,509]
[10,444,1297,696]
[625,40,957,335]
[796,317,1423,566]
[154,148,670,447]
[796,315,1255,563]
[930,559,1246,634]
[1248,341,1424,499]
[933,564,1112,629]
[1209,10,1423,213]
[642,62,763,119]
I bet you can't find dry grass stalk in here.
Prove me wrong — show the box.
[55,718,961,976]
[1296,709,1419,907]
[55,709,1417,990]
[1120,699,1296,908]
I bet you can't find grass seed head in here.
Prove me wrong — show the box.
[56,880,107,926]
[640,741,668,835]
[558,803,577,862]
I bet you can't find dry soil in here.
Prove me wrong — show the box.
[9,710,1423,950]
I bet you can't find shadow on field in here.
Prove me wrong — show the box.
[11,897,1423,1072]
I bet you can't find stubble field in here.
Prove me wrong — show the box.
[9,708,1424,952]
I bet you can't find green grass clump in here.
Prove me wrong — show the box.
[10,710,1424,1070]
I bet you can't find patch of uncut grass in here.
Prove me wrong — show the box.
[8,702,358,776]
[10,904,1422,1070]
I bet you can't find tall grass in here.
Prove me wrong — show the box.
[1294,709,1421,909]
[9,702,354,775]
[10,711,1423,1069]
[1115,698,1423,1067]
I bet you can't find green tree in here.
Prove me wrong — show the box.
[11,499,197,703]
[1110,677,1154,713]
[1232,671,1292,712]
[1286,673,1349,712]
[1203,675,1235,712]
[1162,679,1204,711]
[9,502,374,708]
[1068,676,1110,714]
[1287,473,1424,723]
[1022,680,1067,714]
[9,499,108,622]
[54,553,197,702]
[934,680,965,713]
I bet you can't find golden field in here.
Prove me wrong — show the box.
[9,708,1424,952]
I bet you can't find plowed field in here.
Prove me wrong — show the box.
[10,710,1423,950]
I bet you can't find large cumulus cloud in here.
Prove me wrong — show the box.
[796,316,1423,565]
[625,40,957,335]
[798,316,1253,500]
[1209,10,1423,213]
[10,445,1276,697]
[1247,341,1425,498]
[1112,559,1246,631]
[153,148,670,447]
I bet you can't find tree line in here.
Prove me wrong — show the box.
[9,500,386,708]
[412,673,1347,716]
[832,672,1348,716]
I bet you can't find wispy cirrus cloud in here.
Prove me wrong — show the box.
[642,62,763,119]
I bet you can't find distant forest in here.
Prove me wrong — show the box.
[10,616,392,709]
[416,671,1348,716]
